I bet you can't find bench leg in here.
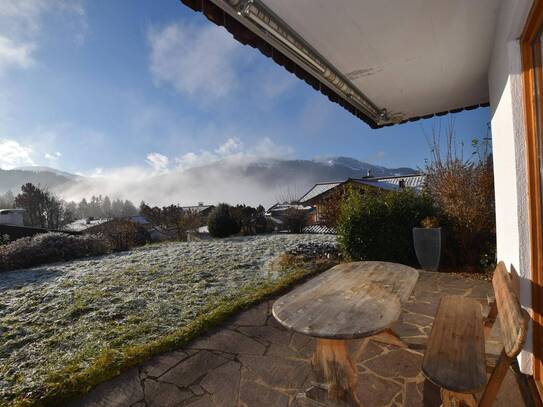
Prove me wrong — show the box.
[369,328,408,348]
[311,338,362,406]
[441,389,477,407]
[478,350,513,407]
[484,300,498,340]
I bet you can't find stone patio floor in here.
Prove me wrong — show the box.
[71,271,535,407]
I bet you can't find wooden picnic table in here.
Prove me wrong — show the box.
[272,261,419,406]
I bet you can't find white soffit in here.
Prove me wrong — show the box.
[260,0,502,121]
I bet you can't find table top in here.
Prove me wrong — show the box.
[272,261,419,339]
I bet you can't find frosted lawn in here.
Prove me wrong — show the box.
[0,234,336,404]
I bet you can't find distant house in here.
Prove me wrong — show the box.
[0,209,25,226]
[64,216,168,242]
[181,203,215,225]
[265,203,316,228]
[181,203,214,215]
[298,174,425,224]
[128,216,168,241]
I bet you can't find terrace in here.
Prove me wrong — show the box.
[1,0,539,405]
[71,271,532,407]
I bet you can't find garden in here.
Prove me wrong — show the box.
[0,234,336,406]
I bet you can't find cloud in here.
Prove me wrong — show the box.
[0,122,108,172]
[215,137,243,156]
[0,0,87,75]
[44,152,59,160]
[59,137,297,207]
[44,151,62,162]
[0,138,35,169]
[146,152,169,172]
[0,0,87,35]
[148,21,243,99]
[174,137,293,170]
[0,35,34,73]
[175,150,217,171]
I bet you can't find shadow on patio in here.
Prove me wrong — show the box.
[71,271,533,407]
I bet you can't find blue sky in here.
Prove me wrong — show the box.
[0,0,490,176]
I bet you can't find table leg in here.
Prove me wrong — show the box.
[311,338,362,406]
[369,328,408,348]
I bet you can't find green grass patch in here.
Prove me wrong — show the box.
[12,256,335,407]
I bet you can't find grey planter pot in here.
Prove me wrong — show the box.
[413,227,442,271]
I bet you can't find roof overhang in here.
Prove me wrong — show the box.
[180,0,500,128]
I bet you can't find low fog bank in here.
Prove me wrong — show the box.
[57,159,320,208]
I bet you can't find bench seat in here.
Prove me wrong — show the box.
[422,295,487,394]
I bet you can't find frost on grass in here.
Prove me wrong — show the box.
[0,234,336,403]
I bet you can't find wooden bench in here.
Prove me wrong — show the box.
[422,262,530,407]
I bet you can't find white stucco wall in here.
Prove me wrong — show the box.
[0,211,24,226]
[488,0,533,374]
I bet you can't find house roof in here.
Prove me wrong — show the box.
[298,174,425,203]
[266,203,314,213]
[64,218,111,232]
[179,0,500,128]
[130,215,151,225]
[298,182,343,204]
[373,174,427,190]
[298,177,400,203]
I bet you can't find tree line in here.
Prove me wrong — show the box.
[0,184,139,229]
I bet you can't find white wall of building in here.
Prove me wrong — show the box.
[0,210,25,226]
[488,0,533,374]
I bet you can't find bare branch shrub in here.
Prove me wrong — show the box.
[282,208,308,233]
[317,183,370,228]
[140,203,201,240]
[424,119,495,269]
[275,185,304,204]
[92,219,150,251]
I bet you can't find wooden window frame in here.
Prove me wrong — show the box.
[521,0,543,383]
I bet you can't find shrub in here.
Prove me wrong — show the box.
[0,234,10,246]
[230,204,268,235]
[91,219,150,251]
[207,203,240,238]
[425,121,496,269]
[0,232,111,272]
[337,188,435,265]
[282,208,308,233]
[315,183,367,228]
[426,159,495,269]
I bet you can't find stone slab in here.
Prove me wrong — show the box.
[188,329,266,355]
[68,367,143,407]
[239,378,290,407]
[141,350,189,378]
[363,349,423,379]
[159,350,227,388]
[356,373,402,406]
[143,379,192,407]
[200,361,241,407]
